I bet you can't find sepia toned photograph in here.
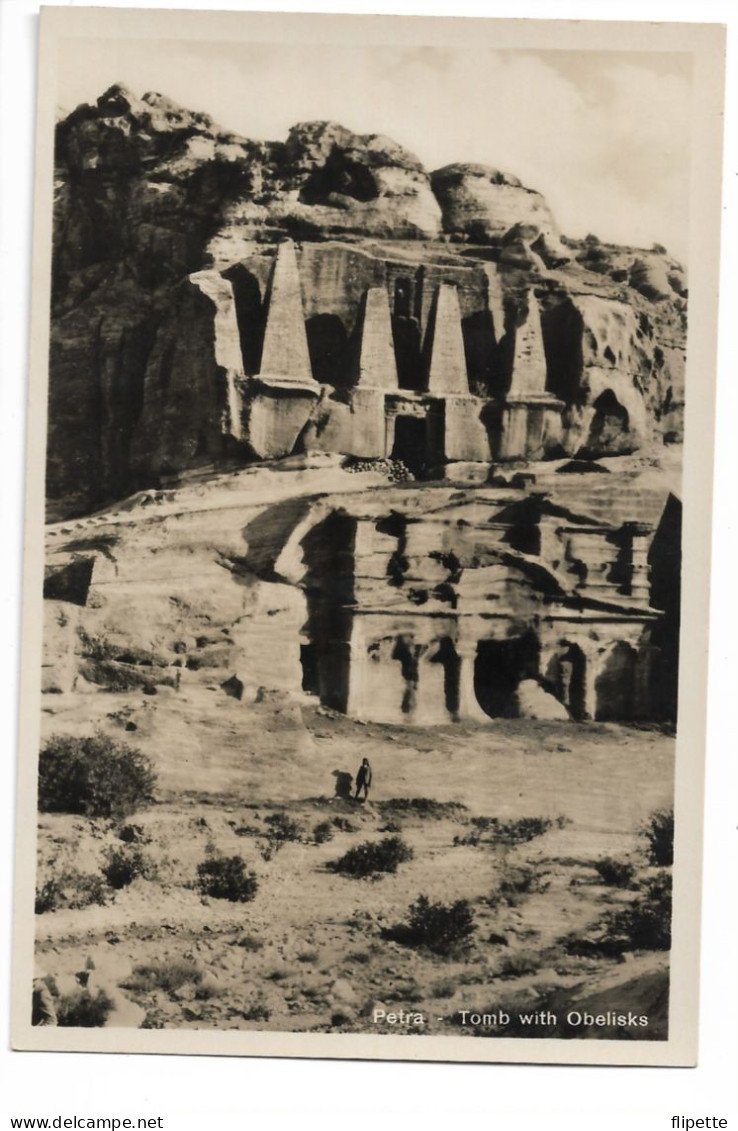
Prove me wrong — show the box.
[12,8,725,1065]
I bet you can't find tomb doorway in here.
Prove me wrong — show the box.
[555,643,587,720]
[391,415,428,476]
[595,641,636,720]
[474,631,539,718]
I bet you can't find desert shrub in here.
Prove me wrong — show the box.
[35,879,63,914]
[378,819,402,834]
[125,960,201,994]
[344,950,371,965]
[56,988,115,1027]
[38,733,156,818]
[296,950,319,964]
[313,821,334,844]
[593,857,637,887]
[124,960,221,1000]
[642,809,674,867]
[196,855,259,902]
[489,865,549,907]
[390,895,476,956]
[379,798,467,820]
[263,812,302,842]
[235,934,263,952]
[102,846,154,890]
[469,815,566,845]
[35,871,108,913]
[432,977,458,999]
[117,823,151,845]
[331,816,357,833]
[385,980,424,1003]
[234,825,262,838]
[564,871,673,957]
[242,1003,271,1022]
[330,836,413,878]
[606,871,672,950]
[496,951,541,978]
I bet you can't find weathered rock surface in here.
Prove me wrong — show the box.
[48,84,687,518]
[431,163,567,259]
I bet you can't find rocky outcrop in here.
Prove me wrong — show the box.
[47,84,687,518]
[431,163,568,261]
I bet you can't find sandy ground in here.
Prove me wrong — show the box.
[34,693,674,1041]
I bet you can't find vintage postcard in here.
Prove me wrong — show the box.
[12,7,725,1065]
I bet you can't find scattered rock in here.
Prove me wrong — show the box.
[513,680,570,721]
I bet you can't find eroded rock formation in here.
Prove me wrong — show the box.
[48,84,687,519]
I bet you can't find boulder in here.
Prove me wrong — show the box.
[513,680,570,720]
[629,256,679,302]
[431,163,567,261]
[330,978,358,1006]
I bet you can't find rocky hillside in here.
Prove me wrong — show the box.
[48,83,687,519]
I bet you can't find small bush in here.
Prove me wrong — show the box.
[102,847,154,890]
[391,895,476,956]
[197,855,259,902]
[242,1003,270,1022]
[38,733,156,818]
[593,857,637,887]
[125,960,200,994]
[331,817,357,833]
[235,934,263,952]
[432,977,458,999]
[379,798,467,820]
[117,823,151,845]
[296,950,319,964]
[313,821,334,844]
[469,815,565,845]
[263,812,302,842]
[124,960,221,1000]
[56,988,115,1027]
[330,836,413,878]
[35,871,108,913]
[489,865,548,906]
[344,950,371,965]
[496,951,541,979]
[564,871,673,957]
[606,871,672,950]
[642,809,674,867]
[35,879,63,914]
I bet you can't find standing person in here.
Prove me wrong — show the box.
[354,757,372,802]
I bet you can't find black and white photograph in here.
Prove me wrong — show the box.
[10,7,726,1067]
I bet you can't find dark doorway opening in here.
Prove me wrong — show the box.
[391,416,428,476]
[474,632,540,718]
[595,642,636,720]
[300,643,319,695]
[555,643,587,720]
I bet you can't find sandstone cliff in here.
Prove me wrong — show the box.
[48,83,687,519]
